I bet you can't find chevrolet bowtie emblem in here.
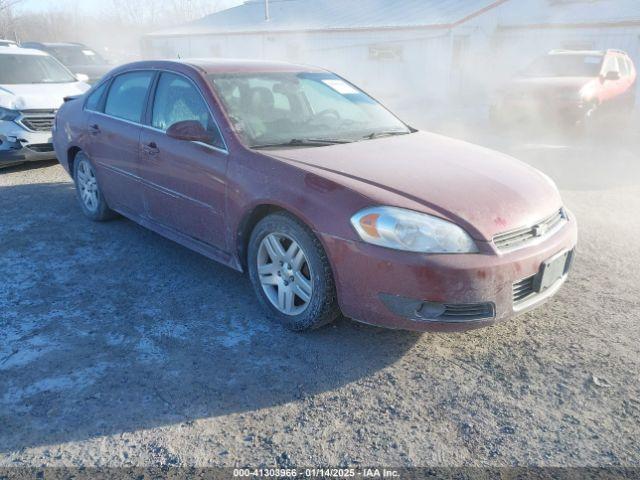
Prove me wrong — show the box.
[533,224,548,237]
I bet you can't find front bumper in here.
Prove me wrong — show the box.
[493,97,585,123]
[0,122,56,166]
[322,215,578,332]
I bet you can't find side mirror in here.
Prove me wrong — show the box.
[76,73,90,83]
[604,71,620,81]
[166,120,211,143]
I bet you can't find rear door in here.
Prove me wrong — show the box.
[86,71,154,217]
[599,55,625,107]
[139,71,228,251]
[617,56,636,110]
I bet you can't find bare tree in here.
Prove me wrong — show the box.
[0,0,22,39]
[107,0,227,27]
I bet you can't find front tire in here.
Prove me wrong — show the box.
[247,212,340,331]
[73,152,116,222]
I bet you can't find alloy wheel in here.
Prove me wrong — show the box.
[257,233,313,316]
[76,160,99,213]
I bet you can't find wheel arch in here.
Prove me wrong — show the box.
[235,201,328,272]
[236,203,289,271]
[67,146,82,178]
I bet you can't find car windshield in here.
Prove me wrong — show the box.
[0,53,77,84]
[208,71,411,148]
[48,46,108,66]
[523,54,603,77]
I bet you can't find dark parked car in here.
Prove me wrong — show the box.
[53,60,577,332]
[21,42,111,84]
[492,49,637,125]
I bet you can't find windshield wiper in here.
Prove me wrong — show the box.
[362,131,410,140]
[251,138,352,149]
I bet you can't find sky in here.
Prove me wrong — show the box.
[16,0,244,14]
[18,0,108,12]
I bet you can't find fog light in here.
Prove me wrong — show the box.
[416,302,446,319]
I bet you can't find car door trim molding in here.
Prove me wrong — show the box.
[96,160,222,215]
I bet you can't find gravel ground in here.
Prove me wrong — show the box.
[0,133,639,468]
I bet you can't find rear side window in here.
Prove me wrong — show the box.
[619,57,630,77]
[152,72,225,149]
[85,82,108,111]
[104,71,153,123]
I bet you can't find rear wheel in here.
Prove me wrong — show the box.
[247,212,340,331]
[73,152,116,222]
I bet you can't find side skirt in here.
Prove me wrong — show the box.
[113,206,244,273]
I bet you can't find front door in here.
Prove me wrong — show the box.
[139,71,229,251]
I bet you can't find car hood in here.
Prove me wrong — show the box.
[267,131,563,241]
[507,76,595,95]
[0,82,90,110]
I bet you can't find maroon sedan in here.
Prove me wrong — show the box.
[52,60,577,332]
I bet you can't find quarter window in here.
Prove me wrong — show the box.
[104,71,153,123]
[85,81,108,112]
[152,72,224,149]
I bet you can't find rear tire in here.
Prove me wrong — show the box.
[73,152,116,222]
[247,212,340,331]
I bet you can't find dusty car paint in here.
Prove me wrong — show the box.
[53,60,578,332]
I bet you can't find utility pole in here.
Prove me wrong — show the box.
[264,0,270,21]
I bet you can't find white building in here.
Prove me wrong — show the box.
[144,0,640,107]
[144,0,514,107]
[496,0,640,76]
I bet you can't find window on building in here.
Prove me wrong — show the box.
[368,44,404,62]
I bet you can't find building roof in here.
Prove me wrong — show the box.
[148,0,509,37]
[500,0,640,28]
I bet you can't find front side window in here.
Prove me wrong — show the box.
[104,71,153,123]
[152,72,224,149]
[601,55,620,75]
[0,53,76,84]
[209,71,410,148]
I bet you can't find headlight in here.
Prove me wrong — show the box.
[0,107,20,121]
[579,83,596,102]
[351,206,478,254]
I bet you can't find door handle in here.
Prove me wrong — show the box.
[143,141,159,156]
[88,124,100,135]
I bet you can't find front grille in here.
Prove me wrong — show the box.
[19,110,56,132]
[494,209,566,252]
[513,276,536,304]
[440,303,495,321]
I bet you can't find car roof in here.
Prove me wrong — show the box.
[0,45,49,56]
[23,42,86,48]
[113,58,327,76]
[548,49,605,57]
